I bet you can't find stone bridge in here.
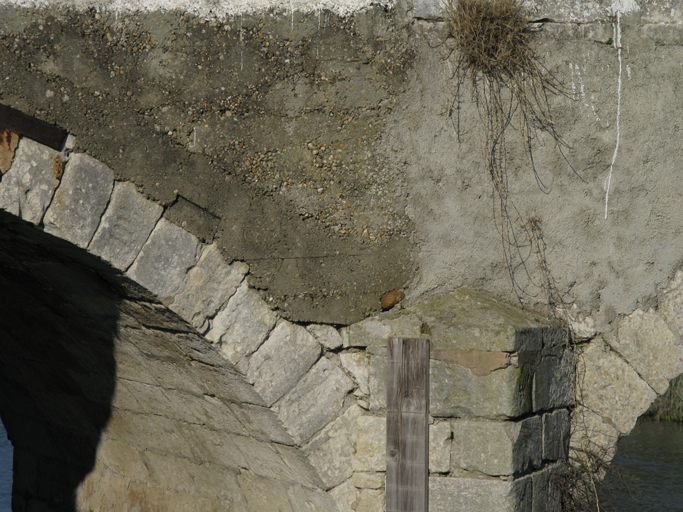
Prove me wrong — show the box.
[3,0,683,511]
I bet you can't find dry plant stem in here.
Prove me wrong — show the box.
[447,0,571,305]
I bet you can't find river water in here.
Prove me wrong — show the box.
[598,417,683,511]
[0,421,11,512]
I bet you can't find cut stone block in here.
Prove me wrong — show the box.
[532,465,563,512]
[275,357,354,444]
[658,269,683,339]
[410,289,546,352]
[43,153,114,248]
[611,308,683,395]
[307,324,344,350]
[246,320,321,406]
[127,218,201,300]
[430,420,452,473]
[351,472,384,489]
[206,281,278,365]
[170,244,248,332]
[329,479,358,512]
[238,470,294,512]
[355,489,384,512]
[430,476,531,512]
[345,312,422,348]
[88,181,163,271]
[451,417,542,476]
[543,409,570,462]
[577,339,656,435]
[430,359,532,419]
[304,404,362,490]
[287,484,339,512]
[353,415,386,472]
[532,338,574,412]
[412,0,444,19]
[340,351,372,395]
[0,138,60,225]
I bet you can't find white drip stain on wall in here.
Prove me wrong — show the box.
[604,0,640,220]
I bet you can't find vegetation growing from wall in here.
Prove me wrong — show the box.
[445,0,570,307]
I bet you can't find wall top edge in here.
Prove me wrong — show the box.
[0,0,397,19]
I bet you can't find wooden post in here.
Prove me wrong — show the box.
[386,337,430,512]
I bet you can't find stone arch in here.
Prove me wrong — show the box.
[570,278,683,461]
[0,137,336,511]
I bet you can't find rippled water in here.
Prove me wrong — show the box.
[0,421,12,512]
[598,418,683,511]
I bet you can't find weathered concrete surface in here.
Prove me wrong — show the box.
[4,1,683,334]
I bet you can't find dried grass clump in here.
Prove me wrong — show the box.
[447,0,532,83]
[445,0,572,305]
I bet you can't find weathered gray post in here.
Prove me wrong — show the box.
[386,337,430,512]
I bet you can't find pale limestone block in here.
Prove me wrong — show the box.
[43,153,114,247]
[340,351,371,395]
[451,417,542,476]
[96,438,148,481]
[247,320,321,406]
[143,450,197,494]
[274,444,325,489]
[170,244,248,331]
[660,269,683,338]
[408,288,544,351]
[430,359,532,419]
[185,464,251,509]
[430,476,531,512]
[304,404,362,490]
[569,406,620,463]
[543,409,570,462]
[356,489,385,512]
[307,324,344,350]
[231,403,294,446]
[611,308,683,395]
[286,484,339,512]
[411,0,443,18]
[0,138,60,224]
[127,218,201,300]
[354,415,386,472]
[429,421,452,473]
[566,304,596,341]
[88,181,163,271]
[238,470,294,512]
[577,340,656,435]
[205,281,277,365]
[367,354,387,411]
[352,472,384,489]
[275,357,354,444]
[234,436,300,483]
[345,312,422,348]
[329,479,359,512]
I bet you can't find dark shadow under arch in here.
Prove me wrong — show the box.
[0,209,123,511]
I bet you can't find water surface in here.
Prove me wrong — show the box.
[0,420,11,512]
[599,418,683,511]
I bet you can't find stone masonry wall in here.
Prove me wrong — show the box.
[0,134,575,511]
[0,141,337,511]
